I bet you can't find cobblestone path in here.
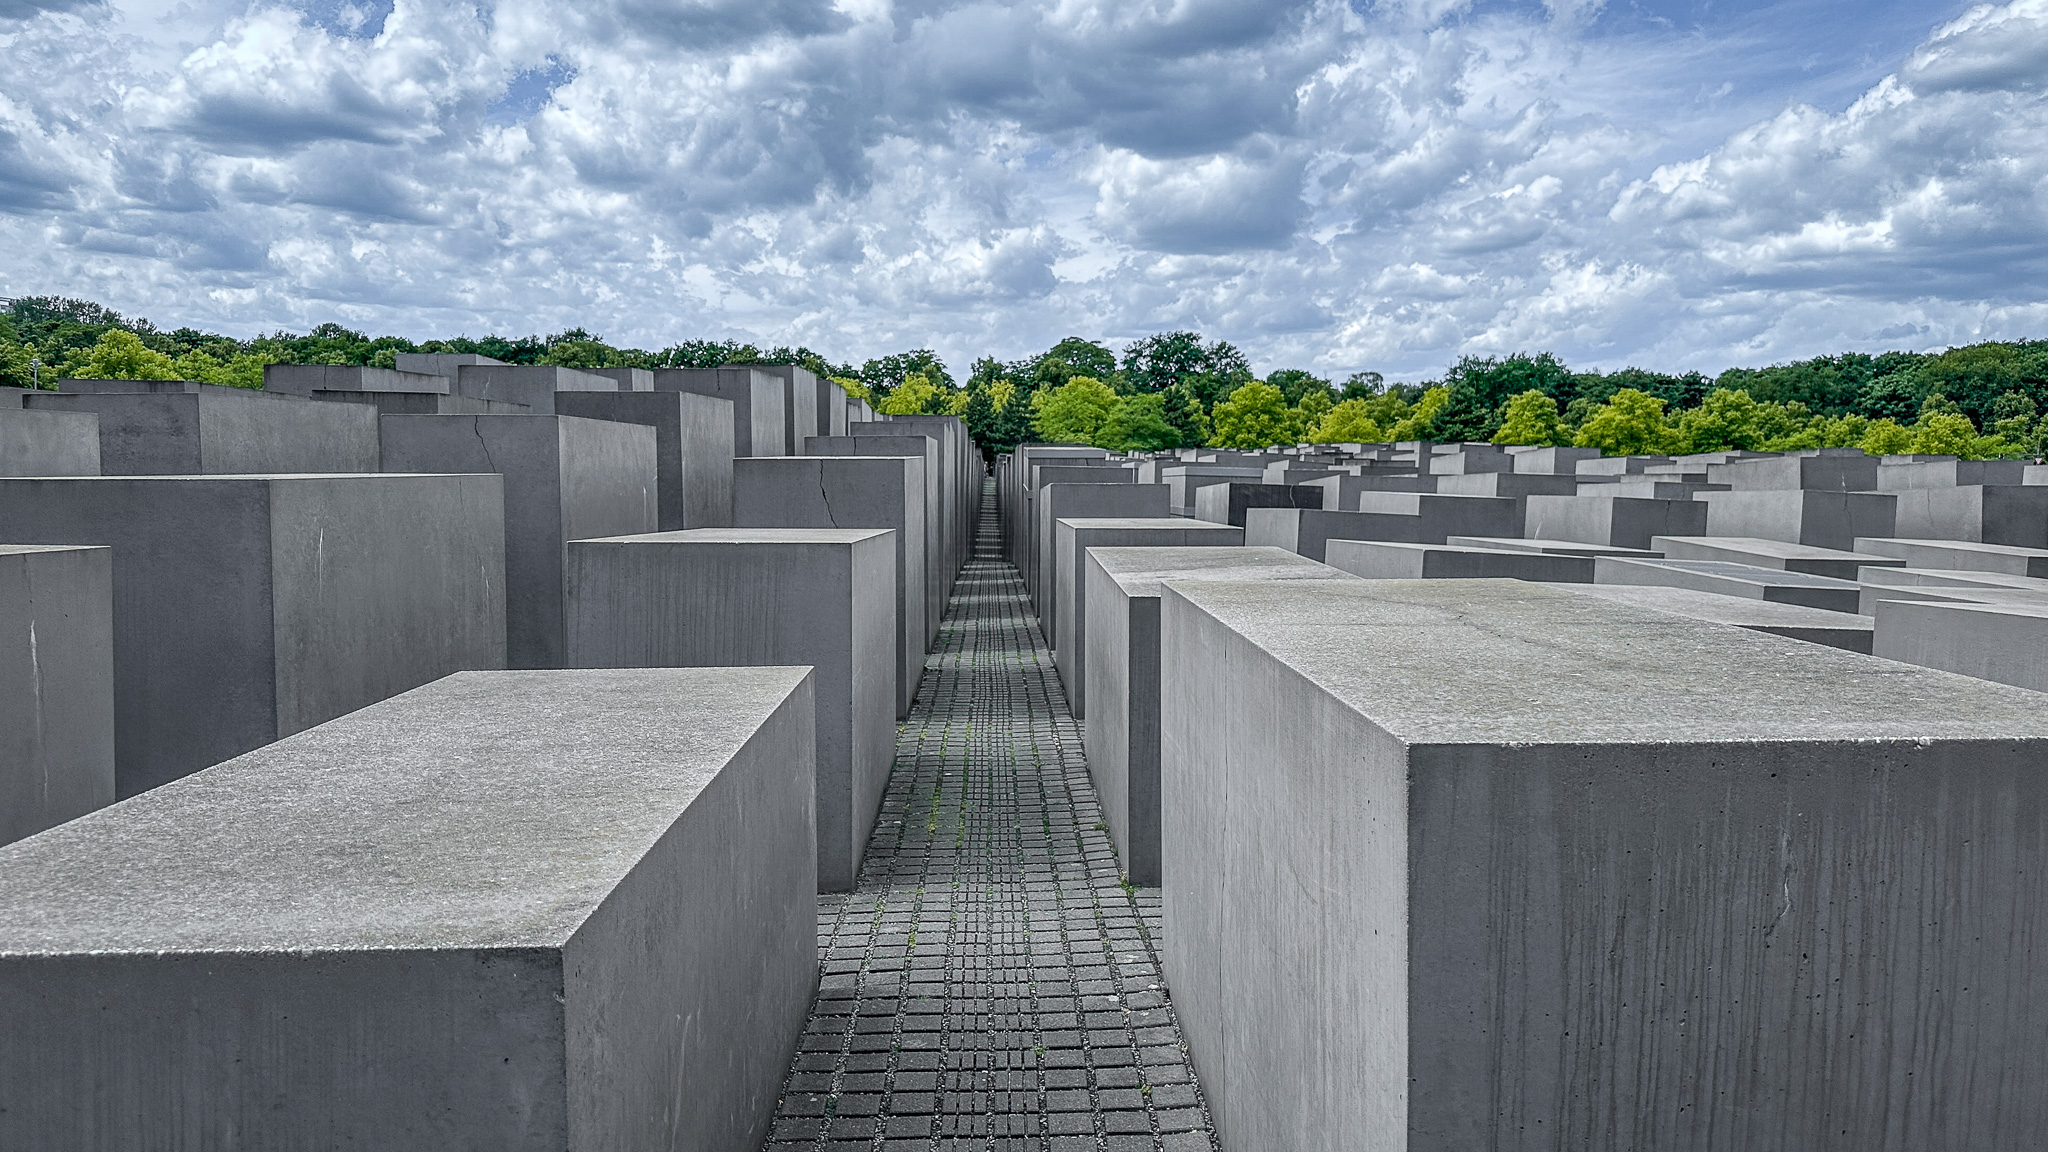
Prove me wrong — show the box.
[763,480,1218,1151]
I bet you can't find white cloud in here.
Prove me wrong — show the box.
[0,0,2040,382]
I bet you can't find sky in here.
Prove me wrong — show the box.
[0,0,2044,382]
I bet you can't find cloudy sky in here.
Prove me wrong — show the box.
[1,0,2044,381]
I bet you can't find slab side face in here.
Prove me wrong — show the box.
[197,389,380,474]
[268,474,509,739]
[0,408,100,476]
[1162,577,2048,1152]
[0,546,114,845]
[0,667,815,1149]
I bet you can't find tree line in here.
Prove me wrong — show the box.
[6,296,2042,460]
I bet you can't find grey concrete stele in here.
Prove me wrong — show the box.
[1524,493,1706,550]
[654,367,787,459]
[1032,482,1171,638]
[1696,489,1896,551]
[1323,539,1594,581]
[733,456,927,718]
[0,407,100,476]
[1853,537,2048,578]
[1050,517,1243,718]
[1192,482,1322,527]
[453,364,618,414]
[28,383,379,474]
[1891,485,2048,548]
[1596,555,1863,613]
[1648,535,1905,580]
[1082,547,1357,886]
[565,529,896,893]
[553,390,736,530]
[1874,598,2048,691]
[380,414,658,669]
[807,433,943,647]
[0,668,818,1151]
[0,545,114,846]
[0,475,507,798]
[1161,576,2048,1151]
[1565,583,1874,653]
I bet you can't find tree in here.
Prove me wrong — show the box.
[1340,371,1384,399]
[1159,383,1210,447]
[1386,386,1449,441]
[63,329,181,380]
[1208,382,1297,448]
[1859,419,1915,456]
[1294,388,1333,433]
[1311,398,1384,444]
[1434,352,1573,442]
[1572,388,1674,455]
[1030,375,1118,444]
[876,372,941,415]
[861,349,955,392]
[1121,331,1251,400]
[1492,390,1566,446]
[1910,411,2002,458]
[1267,369,1334,406]
[1716,353,1872,417]
[1024,338,1118,391]
[1093,394,1180,452]
[1672,388,1770,453]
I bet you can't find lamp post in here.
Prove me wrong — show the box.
[29,356,38,391]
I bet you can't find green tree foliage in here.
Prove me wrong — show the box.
[875,372,944,415]
[1159,383,1210,447]
[1311,398,1385,444]
[1339,371,1385,399]
[1294,388,1333,433]
[1573,388,1675,455]
[1030,375,1118,444]
[1492,390,1566,446]
[1434,352,1573,442]
[64,329,181,380]
[1859,419,1916,455]
[1386,386,1449,441]
[1121,331,1252,413]
[1898,342,2048,428]
[1093,394,1180,452]
[1266,369,1335,406]
[1208,381,1298,449]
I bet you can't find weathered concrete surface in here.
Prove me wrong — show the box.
[1595,556,1862,612]
[0,667,817,1152]
[1084,547,1356,885]
[1649,535,1905,579]
[1565,582,1875,652]
[1512,446,1601,474]
[263,363,455,397]
[1876,459,2025,489]
[1033,482,1170,628]
[453,364,617,413]
[0,476,507,798]
[1890,485,2048,548]
[806,433,942,646]
[733,456,925,717]
[1192,481,1323,527]
[0,546,114,845]
[1708,453,1879,491]
[1161,576,2048,1152]
[581,367,654,391]
[393,352,504,377]
[309,389,529,416]
[1445,535,1663,558]
[564,529,895,894]
[1302,473,1440,510]
[858,416,973,590]
[1697,489,1897,550]
[654,367,786,458]
[1051,517,1242,717]
[1525,494,1707,550]
[553,390,735,530]
[1853,537,2048,578]
[1161,466,1264,516]
[381,414,657,669]
[1854,566,2048,616]
[746,365,819,461]
[27,385,379,475]
[0,407,100,476]
[1324,539,1594,581]
[1874,599,2048,691]
[1003,445,1108,566]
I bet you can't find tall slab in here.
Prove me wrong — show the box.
[656,367,786,459]
[0,476,506,796]
[0,667,817,1151]
[27,385,378,474]
[733,456,926,717]
[565,529,896,893]
[807,433,942,645]
[554,390,736,530]
[0,545,114,845]
[381,414,658,669]
[1034,482,1170,632]
[1051,517,1243,716]
[0,407,100,476]
[1162,577,2048,1151]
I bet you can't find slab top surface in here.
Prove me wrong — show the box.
[1652,536,1901,563]
[595,527,893,545]
[0,667,810,955]
[1091,545,1358,599]
[1164,578,2048,745]
[1565,583,1875,629]
[1058,518,1237,531]
[1608,557,1860,588]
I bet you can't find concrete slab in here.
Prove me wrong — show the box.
[654,367,786,459]
[1890,485,2048,548]
[1525,493,1707,550]
[1033,482,1170,626]
[1596,556,1862,612]
[565,529,895,893]
[807,433,942,645]
[1696,489,1897,550]
[733,456,925,718]
[0,407,99,476]
[1324,539,1594,581]
[0,667,816,1151]
[0,476,507,797]
[1445,535,1663,558]
[1648,535,1906,579]
[1191,481,1322,527]
[747,365,819,462]
[0,545,113,845]
[26,385,378,475]
[1512,446,1601,474]
[1300,472,1438,510]
[263,363,455,397]
[1052,518,1243,717]
[1854,537,2048,578]
[1160,576,2048,1151]
[1564,583,1875,652]
[452,364,618,414]
[1874,599,2048,692]
[553,391,736,530]
[1876,459,2025,489]
[1084,547,1357,884]
[381,415,657,669]
[581,367,654,391]
[1708,453,1878,491]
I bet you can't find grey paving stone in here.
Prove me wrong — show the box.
[762,480,1216,1151]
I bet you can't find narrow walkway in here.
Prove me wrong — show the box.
[764,480,1217,1151]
